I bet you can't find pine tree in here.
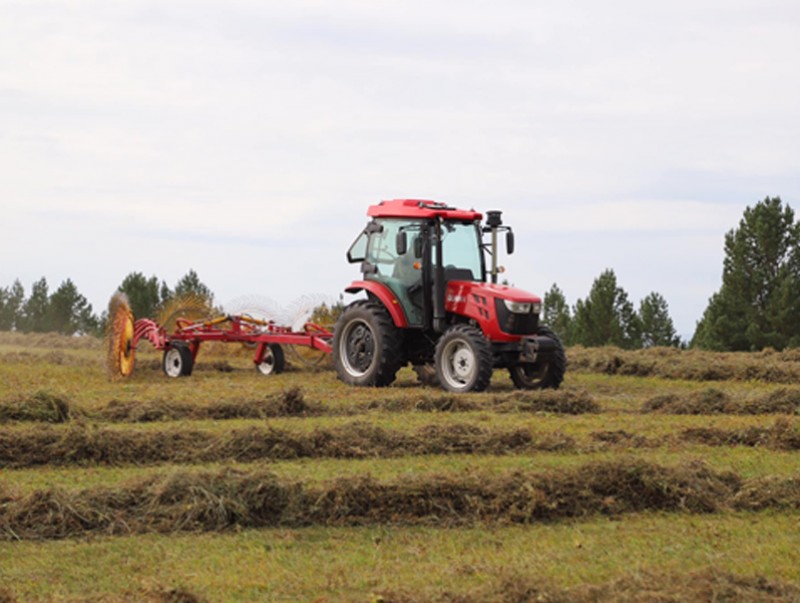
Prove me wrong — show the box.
[174,269,213,304]
[572,269,641,349]
[118,272,167,319]
[693,196,800,350]
[48,279,97,335]
[542,283,572,344]
[0,279,24,330]
[639,292,679,347]
[19,278,50,332]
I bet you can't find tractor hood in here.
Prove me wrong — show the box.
[444,280,542,340]
[446,281,542,306]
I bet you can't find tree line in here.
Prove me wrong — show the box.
[542,271,681,349]
[1,196,794,350]
[0,270,213,336]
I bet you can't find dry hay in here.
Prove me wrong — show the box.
[568,345,800,384]
[0,330,101,350]
[682,419,800,450]
[493,389,600,414]
[0,421,553,469]
[99,387,318,422]
[643,387,800,415]
[0,582,206,603]
[642,388,733,414]
[0,459,749,540]
[589,429,653,448]
[377,569,800,603]
[0,390,70,423]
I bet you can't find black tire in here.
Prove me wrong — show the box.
[162,342,194,378]
[332,300,404,387]
[413,363,439,387]
[256,344,285,376]
[509,326,566,389]
[435,324,493,393]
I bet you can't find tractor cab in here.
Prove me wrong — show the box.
[345,199,526,334]
[347,213,483,327]
[335,199,565,393]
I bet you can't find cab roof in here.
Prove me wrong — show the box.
[367,199,482,221]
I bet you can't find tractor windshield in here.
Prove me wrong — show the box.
[439,221,483,281]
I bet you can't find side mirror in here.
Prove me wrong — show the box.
[506,231,515,255]
[396,230,408,255]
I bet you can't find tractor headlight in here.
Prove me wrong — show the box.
[531,301,542,314]
[503,300,532,314]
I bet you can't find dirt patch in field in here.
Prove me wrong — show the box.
[0,390,70,423]
[0,421,554,468]
[682,419,800,450]
[0,459,745,540]
[378,569,800,603]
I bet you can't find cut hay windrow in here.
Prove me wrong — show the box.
[0,421,570,469]
[0,387,600,425]
[643,387,800,415]
[376,569,800,603]
[681,419,800,450]
[0,459,761,540]
[0,391,70,424]
[569,345,800,383]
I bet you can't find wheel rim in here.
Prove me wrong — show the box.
[164,348,183,378]
[257,348,276,375]
[440,338,476,390]
[339,319,375,377]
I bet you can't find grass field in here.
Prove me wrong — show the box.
[2,333,800,602]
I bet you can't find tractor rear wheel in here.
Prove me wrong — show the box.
[332,301,404,387]
[509,326,566,389]
[162,342,194,378]
[435,324,492,393]
[256,344,285,376]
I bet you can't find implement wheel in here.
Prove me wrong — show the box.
[163,342,194,378]
[435,324,492,393]
[332,300,403,387]
[509,326,566,390]
[256,344,285,376]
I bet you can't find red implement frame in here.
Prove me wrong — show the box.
[132,314,333,367]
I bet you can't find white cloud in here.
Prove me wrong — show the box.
[1,0,799,338]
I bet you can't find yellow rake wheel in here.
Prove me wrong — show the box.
[107,293,136,378]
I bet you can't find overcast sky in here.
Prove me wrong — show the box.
[2,0,799,338]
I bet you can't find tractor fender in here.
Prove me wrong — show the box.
[345,280,409,328]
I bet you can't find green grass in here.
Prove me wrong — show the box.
[2,513,799,601]
[3,334,800,600]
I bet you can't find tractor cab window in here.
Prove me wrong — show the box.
[365,218,424,326]
[366,219,420,281]
[438,221,483,281]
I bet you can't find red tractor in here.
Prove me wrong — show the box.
[331,199,566,393]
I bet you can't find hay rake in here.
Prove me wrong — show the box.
[107,294,332,379]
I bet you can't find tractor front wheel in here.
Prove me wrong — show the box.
[162,342,194,378]
[509,326,566,389]
[332,301,404,387]
[435,324,493,393]
[256,344,285,376]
